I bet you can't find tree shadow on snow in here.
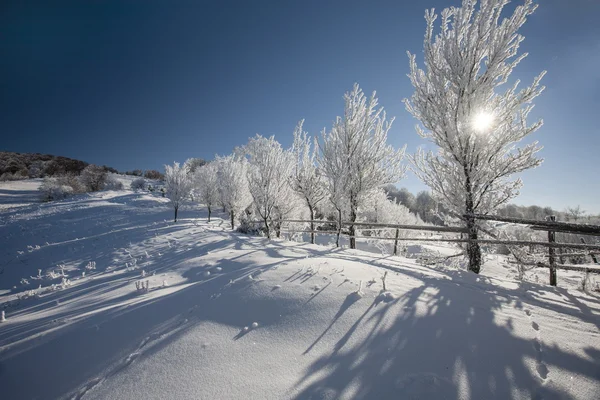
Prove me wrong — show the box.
[292,262,600,400]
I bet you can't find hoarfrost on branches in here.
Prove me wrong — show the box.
[215,154,252,229]
[242,135,295,239]
[319,83,406,249]
[404,0,546,273]
[193,162,219,222]
[290,120,327,244]
[164,162,193,223]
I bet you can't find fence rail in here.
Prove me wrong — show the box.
[469,214,600,236]
[254,215,599,286]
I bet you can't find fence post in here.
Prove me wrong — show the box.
[393,228,400,256]
[547,215,557,286]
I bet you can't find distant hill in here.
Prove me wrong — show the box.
[0,151,118,180]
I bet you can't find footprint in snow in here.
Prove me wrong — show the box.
[525,308,548,381]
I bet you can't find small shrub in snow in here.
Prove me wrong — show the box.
[61,277,71,289]
[236,216,263,235]
[130,177,147,190]
[104,175,124,190]
[85,261,96,271]
[135,280,150,292]
[579,271,597,293]
[39,177,74,201]
[56,173,86,193]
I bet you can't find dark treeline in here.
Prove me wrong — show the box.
[0,151,117,181]
[0,151,167,182]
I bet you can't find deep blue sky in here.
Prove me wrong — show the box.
[1,0,599,213]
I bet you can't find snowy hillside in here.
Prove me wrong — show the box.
[0,185,599,399]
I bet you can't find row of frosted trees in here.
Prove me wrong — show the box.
[165,0,546,274]
[165,83,411,246]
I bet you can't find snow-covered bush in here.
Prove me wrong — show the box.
[236,212,263,235]
[39,177,74,201]
[0,172,21,181]
[104,175,124,190]
[80,164,108,192]
[56,173,86,193]
[130,177,147,190]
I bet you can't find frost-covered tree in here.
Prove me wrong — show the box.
[164,162,193,222]
[361,189,421,226]
[242,135,294,239]
[193,162,219,222]
[404,0,546,273]
[318,126,349,248]
[80,164,107,192]
[360,190,424,255]
[215,154,252,229]
[395,187,417,212]
[290,120,327,244]
[320,84,406,249]
[184,158,208,174]
[415,190,437,222]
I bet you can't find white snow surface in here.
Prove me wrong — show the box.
[0,185,599,399]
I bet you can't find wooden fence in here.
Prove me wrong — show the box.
[253,214,600,286]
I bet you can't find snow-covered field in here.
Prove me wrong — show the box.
[1,181,599,399]
[0,179,43,211]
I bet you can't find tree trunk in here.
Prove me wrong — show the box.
[349,195,357,249]
[263,216,270,239]
[465,214,481,273]
[275,217,281,238]
[393,228,400,256]
[308,204,315,244]
[465,172,481,274]
[230,211,235,229]
[336,208,342,248]
[208,205,211,222]
[174,206,178,223]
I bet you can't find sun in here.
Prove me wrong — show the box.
[472,112,495,133]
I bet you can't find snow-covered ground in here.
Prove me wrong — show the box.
[0,182,599,399]
[0,178,43,211]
